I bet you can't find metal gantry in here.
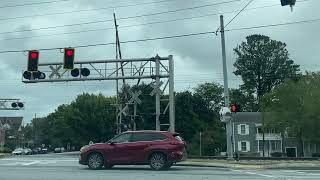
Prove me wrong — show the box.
[22,55,175,133]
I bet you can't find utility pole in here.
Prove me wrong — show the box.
[220,15,233,160]
[155,56,161,131]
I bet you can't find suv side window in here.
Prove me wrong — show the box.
[131,133,167,142]
[111,133,131,143]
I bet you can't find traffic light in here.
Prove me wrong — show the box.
[231,103,242,113]
[64,48,75,69]
[231,104,237,113]
[280,0,296,6]
[27,50,39,72]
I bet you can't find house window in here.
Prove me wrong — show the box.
[241,125,246,134]
[241,142,247,151]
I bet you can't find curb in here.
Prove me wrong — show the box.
[175,163,229,169]
[176,163,320,170]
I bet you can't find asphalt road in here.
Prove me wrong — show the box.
[1,153,320,180]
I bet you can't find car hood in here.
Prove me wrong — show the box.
[81,143,108,152]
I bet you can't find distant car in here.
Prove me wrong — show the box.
[38,148,48,154]
[79,131,187,170]
[12,148,23,155]
[32,148,40,154]
[22,148,33,155]
[54,147,65,153]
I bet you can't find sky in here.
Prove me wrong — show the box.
[0,0,318,123]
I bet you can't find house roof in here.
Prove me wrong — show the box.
[233,112,262,123]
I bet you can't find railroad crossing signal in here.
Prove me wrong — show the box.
[64,48,75,69]
[0,99,25,110]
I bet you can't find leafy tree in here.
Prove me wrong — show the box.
[261,73,320,156]
[234,34,300,102]
[194,82,223,112]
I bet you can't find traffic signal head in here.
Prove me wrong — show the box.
[28,50,39,72]
[280,0,296,6]
[231,103,242,113]
[64,48,75,69]
[231,104,237,113]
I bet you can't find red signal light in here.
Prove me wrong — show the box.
[31,52,38,59]
[231,104,237,113]
[66,49,74,56]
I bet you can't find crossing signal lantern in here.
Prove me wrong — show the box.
[64,48,75,69]
[11,102,24,109]
[28,50,39,72]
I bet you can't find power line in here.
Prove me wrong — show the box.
[0,0,310,36]
[0,31,216,54]
[0,0,70,9]
[1,16,320,54]
[225,18,320,32]
[216,0,254,33]
[0,0,240,22]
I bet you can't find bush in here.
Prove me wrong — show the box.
[312,153,320,157]
[0,147,12,153]
[270,152,284,157]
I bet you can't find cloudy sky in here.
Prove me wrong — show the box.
[0,0,318,122]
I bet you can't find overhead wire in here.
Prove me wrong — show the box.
[0,0,240,22]
[0,0,70,9]
[0,0,311,38]
[216,0,254,33]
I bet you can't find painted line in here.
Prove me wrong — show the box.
[22,161,41,165]
[231,169,276,178]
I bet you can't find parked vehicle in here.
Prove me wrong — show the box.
[22,148,33,155]
[12,148,23,155]
[38,148,48,154]
[54,147,65,153]
[32,148,41,154]
[79,131,186,170]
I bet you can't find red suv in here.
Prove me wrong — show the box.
[79,131,186,170]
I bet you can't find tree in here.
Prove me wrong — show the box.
[261,73,320,156]
[194,82,223,112]
[234,34,300,102]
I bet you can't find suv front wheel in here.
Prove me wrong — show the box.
[149,153,167,170]
[87,153,104,170]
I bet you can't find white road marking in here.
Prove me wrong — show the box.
[22,161,41,165]
[231,169,276,178]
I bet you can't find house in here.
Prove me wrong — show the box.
[232,112,319,157]
[0,117,23,150]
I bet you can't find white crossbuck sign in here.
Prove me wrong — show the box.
[128,90,142,104]
[150,81,163,96]
[49,65,62,79]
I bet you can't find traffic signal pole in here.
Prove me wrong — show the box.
[220,15,234,160]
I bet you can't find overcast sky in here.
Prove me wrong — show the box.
[0,0,318,123]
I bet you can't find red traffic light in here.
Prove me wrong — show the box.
[231,104,237,113]
[30,52,38,59]
[66,49,74,56]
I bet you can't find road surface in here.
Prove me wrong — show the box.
[1,153,320,180]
